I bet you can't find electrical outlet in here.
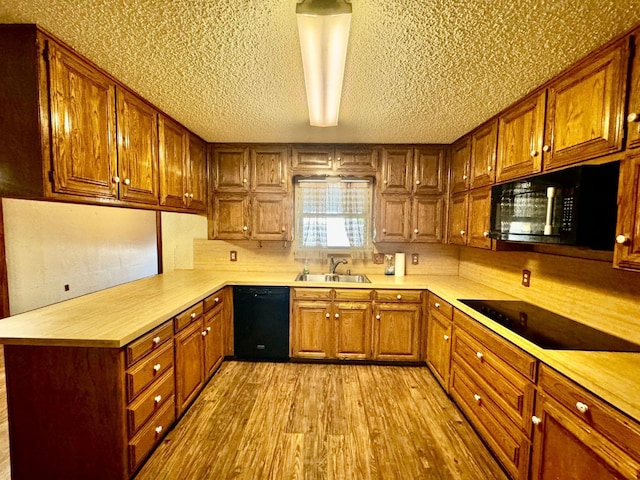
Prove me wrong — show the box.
[411,253,419,265]
[373,253,384,264]
[230,250,237,262]
[522,269,531,287]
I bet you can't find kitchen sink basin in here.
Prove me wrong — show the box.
[295,273,371,283]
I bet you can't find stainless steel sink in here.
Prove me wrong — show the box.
[295,273,371,283]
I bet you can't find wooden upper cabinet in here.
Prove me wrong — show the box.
[411,195,443,243]
[186,133,207,212]
[467,187,492,249]
[614,152,640,271]
[158,115,187,208]
[334,145,378,173]
[379,146,413,194]
[376,195,411,242]
[543,38,630,170]
[115,88,159,205]
[450,136,471,194]
[47,41,118,199]
[448,192,468,246]
[469,120,498,189]
[291,144,334,172]
[250,145,289,192]
[413,146,446,195]
[626,31,640,149]
[251,193,290,240]
[212,194,250,239]
[213,146,249,192]
[496,91,546,182]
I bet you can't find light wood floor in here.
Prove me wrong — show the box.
[135,361,508,480]
[0,346,9,479]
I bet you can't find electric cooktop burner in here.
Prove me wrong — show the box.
[458,299,640,352]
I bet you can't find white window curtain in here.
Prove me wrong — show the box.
[295,178,373,260]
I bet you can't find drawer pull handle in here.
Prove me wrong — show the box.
[190,312,196,319]
[434,302,440,308]
[153,363,161,372]
[214,297,219,303]
[152,336,161,345]
[576,402,589,413]
[476,351,484,360]
[443,334,449,341]
[396,294,402,300]
[473,394,481,403]
[154,395,162,404]
[531,415,542,425]
[155,426,163,435]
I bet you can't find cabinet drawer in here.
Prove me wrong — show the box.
[125,320,173,367]
[539,364,640,464]
[203,290,224,312]
[126,341,174,402]
[127,368,175,437]
[454,309,537,382]
[375,289,423,303]
[428,292,453,319]
[450,362,531,479]
[292,287,333,300]
[128,399,175,474]
[174,302,204,332]
[453,326,535,435]
[334,288,373,301]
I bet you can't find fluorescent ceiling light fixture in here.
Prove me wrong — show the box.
[296,0,352,127]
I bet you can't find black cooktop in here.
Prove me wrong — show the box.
[459,299,640,352]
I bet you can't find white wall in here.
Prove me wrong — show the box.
[161,211,208,271]
[3,199,158,314]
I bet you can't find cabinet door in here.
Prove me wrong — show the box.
[373,303,421,361]
[203,306,224,379]
[291,300,332,359]
[250,145,288,192]
[626,33,640,150]
[186,134,207,212]
[543,38,629,170]
[115,88,159,205]
[426,311,452,391]
[411,195,443,243]
[213,146,249,192]
[47,42,118,199]
[447,192,468,246]
[175,320,205,416]
[467,187,492,249]
[251,193,290,240]
[291,145,334,172]
[470,120,498,189]
[212,194,250,239]
[413,146,446,195]
[379,147,413,194]
[158,115,187,208]
[334,301,372,360]
[614,153,640,271]
[450,136,471,193]
[376,195,411,242]
[496,91,546,182]
[335,145,378,173]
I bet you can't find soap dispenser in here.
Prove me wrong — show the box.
[384,254,395,275]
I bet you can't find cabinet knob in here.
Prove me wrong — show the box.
[376,314,381,320]
[201,330,207,336]
[189,193,194,198]
[575,401,589,413]
[414,229,419,234]
[155,426,163,435]
[336,156,341,161]
[531,415,542,425]
[281,226,286,232]
[184,192,189,197]
[483,231,489,238]
[435,302,440,308]
[476,351,484,360]
[460,230,466,236]
[153,363,161,372]
[415,180,421,185]
[487,165,492,172]
[243,178,247,183]
[383,180,388,184]
[123,178,131,185]
[154,395,162,404]
[473,394,481,403]
[334,313,340,318]
[542,145,551,152]
[628,113,640,122]
[326,313,331,318]
[243,226,248,231]
[214,297,219,303]
[207,326,211,332]
[382,228,387,234]
[112,176,120,183]
[396,294,402,300]
[530,150,538,157]
[328,156,332,161]
[152,336,160,345]
[443,334,449,341]
[191,312,196,319]
[616,234,630,245]
[462,174,468,180]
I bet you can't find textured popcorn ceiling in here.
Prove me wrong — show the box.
[2,0,640,143]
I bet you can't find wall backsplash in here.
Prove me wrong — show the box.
[459,248,640,344]
[193,239,460,276]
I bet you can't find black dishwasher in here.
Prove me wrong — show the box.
[233,286,290,360]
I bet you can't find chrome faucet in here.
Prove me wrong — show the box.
[329,256,348,274]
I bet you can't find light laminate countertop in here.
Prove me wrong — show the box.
[0,270,638,424]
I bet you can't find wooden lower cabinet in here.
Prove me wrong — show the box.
[334,300,372,360]
[425,293,453,390]
[204,302,224,378]
[372,290,422,361]
[531,365,640,479]
[291,299,333,359]
[175,319,205,416]
[614,152,640,272]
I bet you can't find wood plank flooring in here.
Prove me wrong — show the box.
[135,361,508,480]
[0,346,9,479]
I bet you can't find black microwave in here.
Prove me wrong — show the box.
[489,162,620,250]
